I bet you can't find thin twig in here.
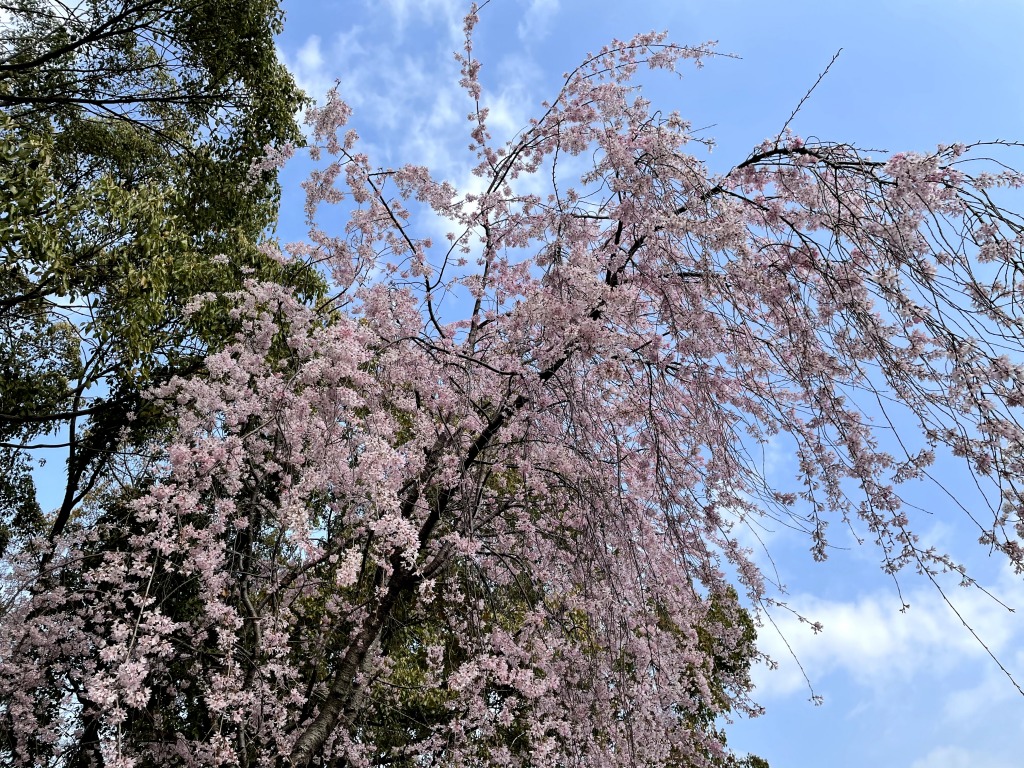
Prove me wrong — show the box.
[777,48,842,141]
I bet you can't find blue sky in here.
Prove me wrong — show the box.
[269,1,1024,766]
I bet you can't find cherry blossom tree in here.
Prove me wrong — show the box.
[3,8,1023,767]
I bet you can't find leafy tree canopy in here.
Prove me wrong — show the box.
[0,0,324,545]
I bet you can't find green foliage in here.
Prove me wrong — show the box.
[0,0,325,534]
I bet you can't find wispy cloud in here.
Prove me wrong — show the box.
[942,647,1024,722]
[276,5,559,204]
[517,0,560,42]
[909,745,1019,768]
[376,0,465,44]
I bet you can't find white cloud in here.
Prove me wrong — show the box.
[517,0,560,42]
[282,35,335,105]
[752,562,1024,699]
[297,35,325,74]
[910,745,1018,768]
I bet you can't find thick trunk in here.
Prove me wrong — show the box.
[287,573,409,766]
